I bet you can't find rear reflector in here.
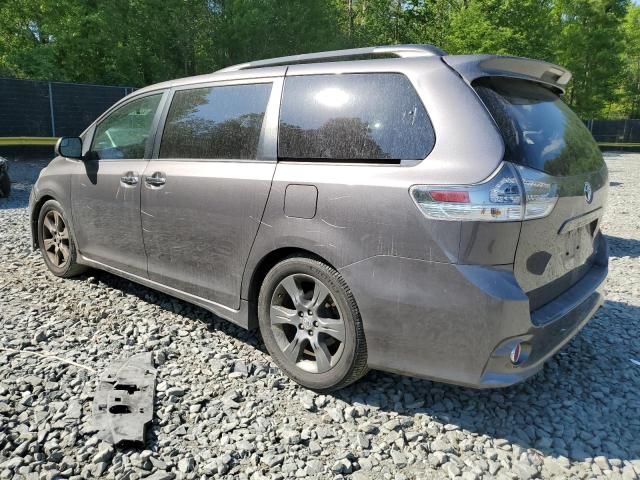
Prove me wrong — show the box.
[429,190,470,203]
[410,162,558,222]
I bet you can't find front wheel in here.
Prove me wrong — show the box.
[37,199,87,278]
[258,256,368,391]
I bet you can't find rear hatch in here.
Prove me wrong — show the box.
[474,77,608,311]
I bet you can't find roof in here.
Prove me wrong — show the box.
[217,44,447,72]
[133,45,571,96]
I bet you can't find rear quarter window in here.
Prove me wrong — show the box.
[474,77,604,176]
[278,73,435,162]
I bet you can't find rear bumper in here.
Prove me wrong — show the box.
[339,235,608,388]
[479,253,606,387]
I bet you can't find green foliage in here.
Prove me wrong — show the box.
[0,0,220,85]
[0,0,637,118]
[217,0,344,64]
[446,0,556,60]
[553,0,628,118]
[0,0,59,79]
[614,4,640,117]
[328,0,632,118]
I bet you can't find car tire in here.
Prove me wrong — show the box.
[258,256,368,391]
[37,199,87,278]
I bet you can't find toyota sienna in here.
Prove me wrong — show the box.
[29,45,608,391]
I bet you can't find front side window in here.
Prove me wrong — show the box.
[279,73,435,162]
[91,94,162,160]
[159,83,272,160]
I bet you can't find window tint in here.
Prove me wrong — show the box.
[91,94,162,160]
[279,73,434,161]
[159,83,272,160]
[475,78,604,176]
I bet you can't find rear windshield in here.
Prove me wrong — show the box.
[475,78,604,176]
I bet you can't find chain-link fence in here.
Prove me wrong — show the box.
[0,78,134,138]
[585,119,640,144]
[1,77,639,147]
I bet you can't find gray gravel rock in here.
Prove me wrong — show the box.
[305,458,324,475]
[32,329,47,344]
[395,452,410,469]
[177,456,195,473]
[281,429,301,445]
[91,444,114,464]
[0,153,638,479]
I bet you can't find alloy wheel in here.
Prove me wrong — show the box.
[270,273,345,374]
[42,210,70,268]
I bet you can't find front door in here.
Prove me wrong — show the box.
[141,79,281,309]
[71,92,165,277]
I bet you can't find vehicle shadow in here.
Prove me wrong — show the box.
[606,234,640,258]
[86,268,639,463]
[334,299,640,462]
[81,269,263,350]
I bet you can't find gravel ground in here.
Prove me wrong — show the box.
[0,153,639,480]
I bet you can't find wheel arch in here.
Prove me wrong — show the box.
[30,194,56,250]
[245,247,339,330]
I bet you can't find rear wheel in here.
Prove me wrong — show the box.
[37,200,87,277]
[258,256,368,391]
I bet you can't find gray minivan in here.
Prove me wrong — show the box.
[29,45,608,391]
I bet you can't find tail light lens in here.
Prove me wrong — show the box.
[514,164,559,220]
[410,162,558,222]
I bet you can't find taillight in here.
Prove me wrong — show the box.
[410,162,558,222]
[514,165,558,220]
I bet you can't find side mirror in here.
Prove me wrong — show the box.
[55,137,83,160]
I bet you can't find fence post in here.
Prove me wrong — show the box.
[623,119,629,143]
[48,81,56,137]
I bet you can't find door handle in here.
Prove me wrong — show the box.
[145,172,166,187]
[120,172,139,185]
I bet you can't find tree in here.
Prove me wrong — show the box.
[403,0,464,48]
[616,4,640,118]
[553,0,628,118]
[0,0,638,119]
[0,0,221,86]
[445,0,556,60]
[0,0,60,79]
[215,0,344,65]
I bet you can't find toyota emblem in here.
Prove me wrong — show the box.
[584,182,593,204]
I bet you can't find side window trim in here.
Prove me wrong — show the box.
[151,87,175,160]
[80,124,95,158]
[87,89,168,161]
[257,76,284,161]
[146,91,170,160]
[151,77,283,162]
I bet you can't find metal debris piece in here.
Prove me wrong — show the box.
[91,352,156,445]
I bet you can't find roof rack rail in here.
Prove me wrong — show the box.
[217,44,447,73]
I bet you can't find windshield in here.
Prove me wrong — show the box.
[475,77,604,176]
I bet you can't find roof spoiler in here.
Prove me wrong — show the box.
[218,44,447,72]
[443,55,572,93]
